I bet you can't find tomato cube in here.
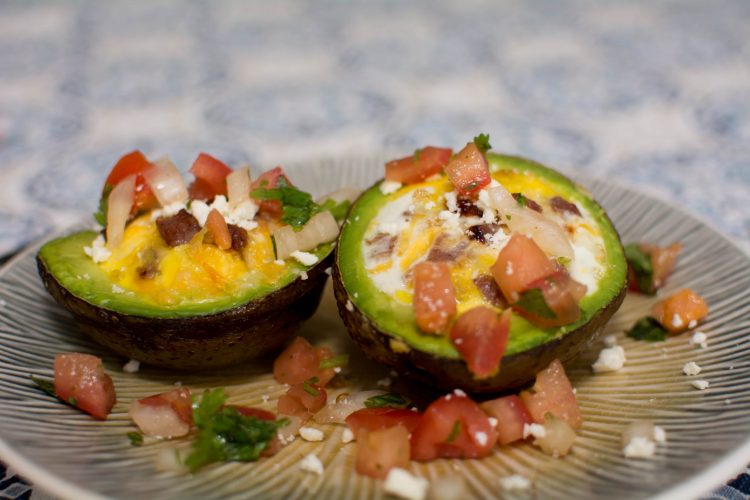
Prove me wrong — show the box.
[130,387,193,438]
[54,353,116,420]
[345,407,421,436]
[273,336,336,386]
[519,359,581,429]
[277,382,327,423]
[356,424,411,479]
[444,142,491,196]
[384,146,452,184]
[412,261,457,334]
[188,152,233,199]
[480,395,533,445]
[450,307,510,379]
[491,234,556,303]
[103,150,158,212]
[651,288,709,334]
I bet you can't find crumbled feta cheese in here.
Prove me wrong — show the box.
[690,331,707,348]
[623,436,656,458]
[334,367,342,374]
[438,210,461,230]
[683,361,701,376]
[444,191,458,213]
[691,380,710,390]
[380,180,403,195]
[474,431,488,446]
[346,300,354,312]
[499,475,531,491]
[123,359,140,373]
[523,423,546,439]
[83,234,111,263]
[274,259,285,266]
[602,334,618,347]
[592,345,626,373]
[653,426,667,443]
[150,201,186,220]
[291,251,319,266]
[342,428,355,443]
[384,468,429,500]
[488,417,498,428]
[112,284,125,294]
[299,271,308,281]
[299,427,324,441]
[277,433,295,446]
[424,201,436,210]
[189,200,211,225]
[688,319,698,329]
[299,453,324,475]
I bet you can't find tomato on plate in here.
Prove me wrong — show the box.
[627,242,682,294]
[130,387,193,438]
[54,353,116,420]
[444,142,491,197]
[273,337,336,387]
[384,146,453,184]
[277,381,327,423]
[412,261,457,334]
[480,395,533,446]
[491,234,556,303]
[356,424,411,479]
[410,392,497,461]
[250,166,293,217]
[345,407,421,436]
[651,288,709,334]
[514,271,586,328]
[188,152,233,200]
[519,359,581,429]
[230,406,282,456]
[450,307,511,379]
[103,150,158,213]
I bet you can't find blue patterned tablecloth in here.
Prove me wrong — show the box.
[0,1,749,498]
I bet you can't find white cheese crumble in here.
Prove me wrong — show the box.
[523,423,546,439]
[299,427,324,441]
[653,426,667,443]
[499,475,531,491]
[623,436,656,458]
[299,271,308,281]
[299,453,324,475]
[592,345,626,373]
[83,234,111,263]
[277,433,295,446]
[341,428,355,443]
[683,361,702,376]
[149,201,186,220]
[384,468,429,500]
[291,251,319,266]
[691,380,710,390]
[488,417,498,428]
[380,180,403,195]
[123,359,140,373]
[443,191,458,213]
[690,331,708,348]
[474,431,489,446]
[453,389,467,397]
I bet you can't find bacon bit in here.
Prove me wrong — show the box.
[457,197,484,217]
[550,196,581,216]
[205,209,232,250]
[156,209,201,247]
[512,193,543,213]
[466,224,500,244]
[473,274,508,308]
[227,224,248,252]
[366,233,398,260]
[427,234,469,262]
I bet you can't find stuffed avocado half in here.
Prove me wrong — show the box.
[38,151,350,370]
[334,138,627,393]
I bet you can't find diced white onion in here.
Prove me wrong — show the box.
[534,416,576,457]
[430,475,468,500]
[227,167,251,208]
[313,389,386,425]
[154,445,190,474]
[143,156,188,207]
[273,211,339,260]
[273,225,299,261]
[106,174,136,248]
[129,400,191,438]
[277,415,303,442]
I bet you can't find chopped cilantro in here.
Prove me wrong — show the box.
[93,184,113,226]
[68,396,78,406]
[31,376,56,398]
[185,388,287,472]
[302,377,320,397]
[473,133,492,154]
[364,393,410,409]
[251,177,318,229]
[514,288,557,320]
[413,148,422,162]
[626,317,667,342]
[445,420,461,443]
[319,354,349,370]
[557,256,572,266]
[318,198,352,222]
[624,244,655,294]
[127,432,144,446]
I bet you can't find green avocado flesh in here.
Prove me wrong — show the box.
[39,230,334,319]
[337,153,627,359]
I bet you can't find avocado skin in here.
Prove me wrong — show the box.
[333,260,625,393]
[37,252,332,370]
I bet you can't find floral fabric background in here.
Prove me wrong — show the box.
[0,0,749,498]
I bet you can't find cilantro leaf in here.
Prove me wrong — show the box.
[473,133,492,154]
[251,178,318,230]
[626,317,667,342]
[364,393,410,409]
[624,244,655,295]
[185,388,287,472]
[302,376,320,397]
[93,185,113,226]
[413,148,422,162]
[514,288,557,320]
[445,420,461,443]
[31,376,56,398]
[127,432,144,446]
[319,354,349,370]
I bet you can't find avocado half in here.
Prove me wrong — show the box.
[38,231,333,370]
[332,153,627,393]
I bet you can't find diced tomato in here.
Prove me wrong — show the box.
[277,382,327,423]
[205,209,232,250]
[491,234,556,303]
[450,307,510,379]
[412,261,457,334]
[649,242,681,289]
[230,406,281,456]
[130,387,193,438]
[188,152,233,200]
[54,353,116,420]
[651,288,709,334]
[627,242,682,294]
[103,150,158,212]
[273,337,336,386]
[410,392,497,461]
[384,146,453,184]
[519,359,581,429]
[345,407,421,436]
[251,166,292,218]
[480,395,533,446]
[444,142,491,197]
[356,425,411,479]
[513,271,586,328]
